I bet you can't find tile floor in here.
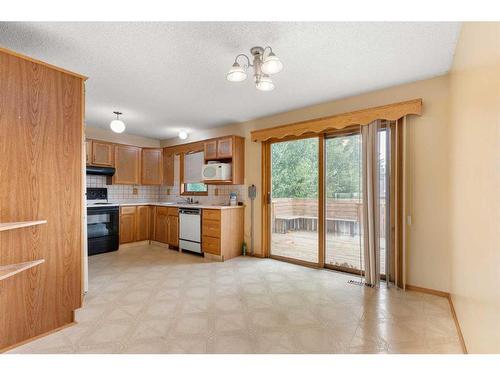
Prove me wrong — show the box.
[8,243,463,354]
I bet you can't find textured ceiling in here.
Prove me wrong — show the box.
[0,22,460,139]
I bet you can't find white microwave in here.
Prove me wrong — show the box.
[202,163,232,181]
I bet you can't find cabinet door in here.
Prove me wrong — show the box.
[163,151,175,186]
[85,139,92,165]
[168,215,179,247]
[92,141,114,166]
[120,207,137,244]
[114,145,141,185]
[142,148,163,185]
[204,140,217,160]
[136,205,150,241]
[154,207,168,243]
[217,137,233,158]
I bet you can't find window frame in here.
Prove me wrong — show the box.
[179,152,208,196]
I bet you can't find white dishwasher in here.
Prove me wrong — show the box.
[179,208,202,253]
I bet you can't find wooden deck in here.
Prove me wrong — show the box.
[271,231,386,271]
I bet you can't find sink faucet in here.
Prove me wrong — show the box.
[179,196,194,204]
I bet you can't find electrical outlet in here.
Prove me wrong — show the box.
[167,188,170,195]
[214,188,219,196]
[132,187,138,195]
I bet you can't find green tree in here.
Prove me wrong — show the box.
[271,134,362,199]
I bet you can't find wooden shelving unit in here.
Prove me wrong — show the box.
[0,259,45,281]
[0,220,47,232]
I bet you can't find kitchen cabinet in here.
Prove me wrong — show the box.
[163,151,175,186]
[120,206,137,244]
[85,139,92,165]
[216,137,233,158]
[154,206,169,243]
[203,140,218,160]
[136,205,151,241]
[114,144,141,185]
[91,140,114,166]
[167,208,179,247]
[201,208,244,260]
[142,148,163,185]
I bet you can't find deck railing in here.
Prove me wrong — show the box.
[271,197,386,237]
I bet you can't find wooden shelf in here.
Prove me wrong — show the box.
[0,259,45,281]
[0,220,47,232]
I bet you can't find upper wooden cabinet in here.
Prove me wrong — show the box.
[204,140,218,160]
[163,151,175,186]
[216,137,233,158]
[141,148,163,185]
[114,144,141,185]
[91,141,114,166]
[204,137,233,160]
[85,139,92,165]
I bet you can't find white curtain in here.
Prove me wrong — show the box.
[361,120,381,286]
[183,151,204,183]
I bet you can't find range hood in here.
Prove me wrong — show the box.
[86,166,115,176]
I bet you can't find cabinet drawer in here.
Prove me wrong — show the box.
[202,219,220,238]
[167,207,178,216]
[156,206,169,215]
[121,206,137,215]
[202,235,220,255]
[203,209,220,222]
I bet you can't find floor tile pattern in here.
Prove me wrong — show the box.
[8,244,463,354]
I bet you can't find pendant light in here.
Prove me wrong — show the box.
[110,111,125,133]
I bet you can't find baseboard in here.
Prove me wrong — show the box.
[447,296,468,354]
[406,283,467,354]
[405,284,450,298]
[0,318,76,353]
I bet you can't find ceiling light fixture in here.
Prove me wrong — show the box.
[178,130,188,140]
[226,46,282,91]
[110,111,125,133]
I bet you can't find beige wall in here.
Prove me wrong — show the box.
[448,23,500,353]
[86,126,160,148]
[162,74,453,293]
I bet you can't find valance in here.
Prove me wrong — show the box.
[251,99,422,142]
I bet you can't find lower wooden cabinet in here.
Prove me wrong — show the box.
[120,206,137,244]
[201,208,244,260]
[167,212,179,247]
[119,205,242,260]
[154,206,169,243]
[153,206,178,247]
[136,205,151,241]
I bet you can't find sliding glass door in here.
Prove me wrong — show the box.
[324,132,365,273]
[265,124,391,282]
[269,137,319,264]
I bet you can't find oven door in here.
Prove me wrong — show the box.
[87,206,119,255]
[87,206,118,238]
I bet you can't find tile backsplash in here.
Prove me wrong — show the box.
[86,175,160,203]
[86,175,247,205]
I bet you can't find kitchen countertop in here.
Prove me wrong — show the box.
[86,201,244,210]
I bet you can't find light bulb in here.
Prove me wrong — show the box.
[261,52,283,75]
[178,130,188,140]
[110,119,125,133]
[226,62,247,82]
[256,75,275,91]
